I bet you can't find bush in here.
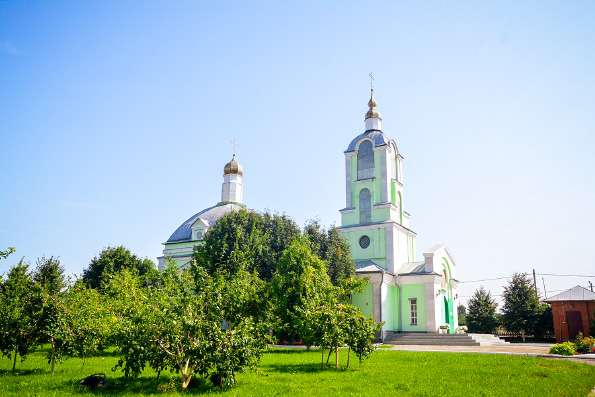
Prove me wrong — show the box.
[549,342,576,356]
[574,333,595,354]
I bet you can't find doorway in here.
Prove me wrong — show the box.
[566,311,582,340]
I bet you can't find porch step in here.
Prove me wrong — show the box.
[384,332,480,346]
[468,333,510,345]
[388,340,481,346]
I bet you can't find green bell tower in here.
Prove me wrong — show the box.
[338,89,416,274]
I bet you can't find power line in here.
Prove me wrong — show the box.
[460,272,595,283]
[459,276,512,283]
[537,273,595,278]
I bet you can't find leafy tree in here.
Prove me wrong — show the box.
[260,212,302,280]
[303,220,328,257]
[194,210,300,281]
[341,304,381,367]
[466,287,499,333]
[109,264,267,390]
[501,273,541,340]
[82,246,155,289]
[59,283,114,361]
[33,257,67,374]
[0,247,15,261]
[325,228,355,285]
[457,304,467,326]
[304,220,355,285]
[33,256,65,295]
[0,262,41,373]
[533,304,553,338]
[271,237,334,342]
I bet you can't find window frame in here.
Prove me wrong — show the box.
[357,140,375,180]
[409,298,418,326]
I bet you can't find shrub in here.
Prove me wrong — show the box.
[574,333,595,354]
[549,342,576,356]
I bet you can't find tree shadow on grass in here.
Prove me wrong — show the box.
[65,374,221,395]
[263,362,343,374]
[0,368,46,376]
[267,347,319,355]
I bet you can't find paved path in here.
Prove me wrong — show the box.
[386,344,595,365]
[388,343,551,354]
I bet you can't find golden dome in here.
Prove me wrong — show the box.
[223,154,243,176]
[365,89,382,120]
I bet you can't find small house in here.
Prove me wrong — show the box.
[544,285,595,342]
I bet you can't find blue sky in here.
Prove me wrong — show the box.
[1,1,594,304]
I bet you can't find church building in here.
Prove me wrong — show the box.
[158,155,245,269]
[339,89,459,336]
[158,87,460,338]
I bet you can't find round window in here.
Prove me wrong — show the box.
[359,235,370,249]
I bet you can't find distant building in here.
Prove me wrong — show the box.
[158,155,245,269]
[544,285,595,341]
[338,90,460,337]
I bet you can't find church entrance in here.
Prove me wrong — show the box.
[443,296,455,334]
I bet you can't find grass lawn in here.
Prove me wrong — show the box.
[0,347,594,396]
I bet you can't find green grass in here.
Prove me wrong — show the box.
[1,347,594,396]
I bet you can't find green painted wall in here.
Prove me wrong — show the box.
[341,227,387,269]
[352,282,374,319]
[384,285,400,331]
[400,284,427,332]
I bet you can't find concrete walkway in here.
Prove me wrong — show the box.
[386,344,595,365]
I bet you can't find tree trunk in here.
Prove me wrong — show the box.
[321,348,324,368]
[180,359,192,390]
[346,346,351,369]
[326,349,332,365]
[50,338,56,375]
[181,372,192,390]
[12,350,17,374]
[335,347,339,369]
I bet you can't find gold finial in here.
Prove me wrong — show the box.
[224,138,243,175]
[365,72,381,120]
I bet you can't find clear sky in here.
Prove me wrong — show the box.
[1,1,594,305]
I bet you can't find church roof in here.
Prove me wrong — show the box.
[166,202,244,243]
[544,285,595,302]
[355,260,385,273]
[345,130,397,153]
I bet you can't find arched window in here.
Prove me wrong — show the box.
[359,188,372,224]
[357,140,374,179]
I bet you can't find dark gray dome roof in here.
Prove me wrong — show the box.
[166,202,244,243]
[345,130,397,153]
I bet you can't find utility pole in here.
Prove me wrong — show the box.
[532,268,538,293]
[542,277,547,299]
[589,281,593,292]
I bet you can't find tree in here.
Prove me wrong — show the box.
[0,262,41,373]
[194,210,300,281]
[466,287,498,333]
[457,304,467,326]
[304,221,355,285]
[33,256,65,294]
[533,303,553,338]
[325,228,355,285]
[109,264,267,390]
[59,283,114,361]
[33,257,66,374]
[82,246,155,289]
[341,304,381,368]
[271,237,334,342]
[0,247,15,261]
[501,273,541,340]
